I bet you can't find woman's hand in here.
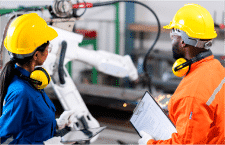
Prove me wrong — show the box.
[56,110,76,130]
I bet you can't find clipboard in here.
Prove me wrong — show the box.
[130,91,177,140]
[61,126,106,143]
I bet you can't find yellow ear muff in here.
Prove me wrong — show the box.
[172,58,189,77]
[30,67,51,89]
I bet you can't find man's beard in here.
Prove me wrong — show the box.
[172,42,184,60]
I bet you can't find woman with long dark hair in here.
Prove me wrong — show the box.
[0,13,75,144]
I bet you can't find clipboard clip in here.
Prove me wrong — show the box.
[133,100,144,115]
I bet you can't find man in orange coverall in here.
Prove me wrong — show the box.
[138,3,225,144]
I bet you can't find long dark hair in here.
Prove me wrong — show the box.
[0,41,49,116]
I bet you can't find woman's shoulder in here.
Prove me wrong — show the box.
[9,76,28,91]
[6,75,35,100]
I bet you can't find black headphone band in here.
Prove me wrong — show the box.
[174,60,191,72]
[191,50,212,63]
[33,67,50,84]
[174,50,212,72]
[15,70,42,85]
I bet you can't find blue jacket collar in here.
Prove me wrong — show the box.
[15,64,31,77]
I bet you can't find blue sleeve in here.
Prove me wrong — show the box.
[53,119,58,136]
[42,90,57,137]
[0,90,31,143]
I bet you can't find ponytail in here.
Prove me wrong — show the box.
[0,60,17,116]
[0,41,49,116]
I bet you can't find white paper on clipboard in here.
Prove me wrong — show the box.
[130,91,177,140]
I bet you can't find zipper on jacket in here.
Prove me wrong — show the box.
[40,90,50,108]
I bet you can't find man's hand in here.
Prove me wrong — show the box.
[138,131,154,145]
[56,110,76,130]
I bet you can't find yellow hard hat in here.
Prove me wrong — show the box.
[4,13,58,55]
[164,3,217,39]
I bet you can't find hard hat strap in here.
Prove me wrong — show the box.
[170,29,212,49]
[8,48,37,60]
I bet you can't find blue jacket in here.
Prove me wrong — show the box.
[0,65,57,144]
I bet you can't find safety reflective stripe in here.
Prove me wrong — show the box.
[206,77,225,106]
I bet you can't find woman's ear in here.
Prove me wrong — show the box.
[33,51,39,61]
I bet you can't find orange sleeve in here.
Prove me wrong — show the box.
[147,97,214,144]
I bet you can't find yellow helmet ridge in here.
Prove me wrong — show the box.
[4,13,58,55]
[164,3,217,39]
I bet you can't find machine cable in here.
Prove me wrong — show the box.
[0,0,161,92]
[90,0,161,92]
[59,41,67,84]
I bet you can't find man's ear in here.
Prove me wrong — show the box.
[181,40,186,47]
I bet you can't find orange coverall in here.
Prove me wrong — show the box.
[148,55,225,144]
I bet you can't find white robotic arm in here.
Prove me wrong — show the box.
[43,26,138,143]
[45,26,138,81]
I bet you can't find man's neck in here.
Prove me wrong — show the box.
[184,46,207,60]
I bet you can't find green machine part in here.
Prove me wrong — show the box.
[78,39,98,84]
[114,2,120,86]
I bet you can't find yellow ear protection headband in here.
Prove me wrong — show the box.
[172,50,212,77]
[30,67,51,89]
[16,67,51,89]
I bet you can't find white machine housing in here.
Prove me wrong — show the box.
[42,26,138,142]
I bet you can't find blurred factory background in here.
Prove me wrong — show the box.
[0,1,224,144]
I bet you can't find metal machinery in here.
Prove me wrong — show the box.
[0,0,162,143]
[0,11,137,145]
